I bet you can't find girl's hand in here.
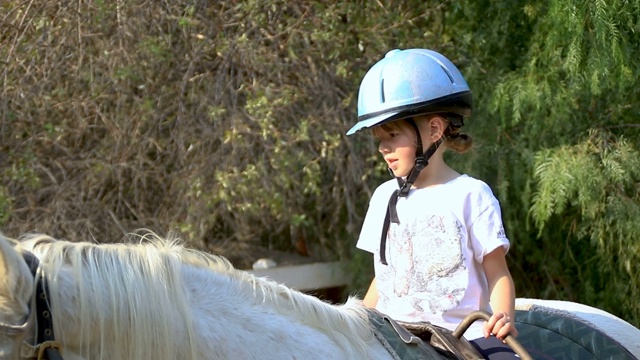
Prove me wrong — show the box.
[483,311,518,340]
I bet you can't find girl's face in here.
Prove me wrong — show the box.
[374,121,418,178]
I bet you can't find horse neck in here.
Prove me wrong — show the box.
[35,239,381,360]
[43,247,200,360]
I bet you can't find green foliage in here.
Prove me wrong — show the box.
[444,0,640,325]
[532,131,640,321]
[0,187,11,227]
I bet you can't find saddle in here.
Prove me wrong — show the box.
[369,309,484,360]
[394,320,483,360]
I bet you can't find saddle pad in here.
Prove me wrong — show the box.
[515,310,636,360]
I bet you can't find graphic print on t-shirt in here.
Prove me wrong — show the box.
[377,213,468,316]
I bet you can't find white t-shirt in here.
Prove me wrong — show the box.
[356,174,510,339]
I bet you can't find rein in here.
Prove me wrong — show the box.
[19,250,64,360]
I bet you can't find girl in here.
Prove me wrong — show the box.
[347,49,518,359]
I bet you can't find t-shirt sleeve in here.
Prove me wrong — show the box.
[468,185,510,263]
[356,181,396,254]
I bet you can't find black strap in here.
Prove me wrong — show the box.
[21,250,39,276]
[379,190,399,265]
[21,250,64,360]
[379,141,442,266]
[378,116,445,265]
[35,276,63,360]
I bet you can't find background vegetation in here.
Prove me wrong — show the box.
[1,1,638,326]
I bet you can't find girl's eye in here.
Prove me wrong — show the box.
[375,130,398,140]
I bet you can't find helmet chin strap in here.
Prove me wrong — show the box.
[379,118,442,265]
[394,119,441,197]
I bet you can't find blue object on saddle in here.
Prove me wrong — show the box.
[514,309,636,360]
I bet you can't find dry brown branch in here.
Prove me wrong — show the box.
[0,0,444,264]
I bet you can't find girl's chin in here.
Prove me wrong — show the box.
[390,170,409,178]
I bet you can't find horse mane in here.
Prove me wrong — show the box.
[14,231,374,359]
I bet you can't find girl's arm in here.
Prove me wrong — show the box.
[482,247,518,339]
[362,277,379,308]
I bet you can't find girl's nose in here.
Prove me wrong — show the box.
[378,141,389,154]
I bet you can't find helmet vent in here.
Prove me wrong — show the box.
[440,64,455,84]
[380,78,386,103]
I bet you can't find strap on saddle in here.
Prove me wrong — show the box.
[380,314,422,345]
[371,308,483,360]
[395,320,484,360]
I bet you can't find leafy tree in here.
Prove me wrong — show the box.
[445,0,640,324]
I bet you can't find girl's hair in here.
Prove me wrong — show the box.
[372,115,473,154]
[442,117,473,154]
[371,120,412,139]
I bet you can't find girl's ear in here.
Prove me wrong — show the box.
[428,116,447,141]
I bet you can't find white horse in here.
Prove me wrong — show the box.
[0,232,638,360]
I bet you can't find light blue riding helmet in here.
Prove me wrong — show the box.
[346,48,472,135]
